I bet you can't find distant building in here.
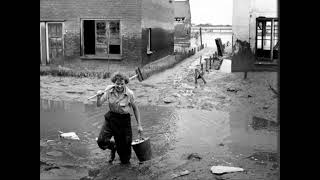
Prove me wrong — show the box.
[174,0,191,47]
[40,0,174,66]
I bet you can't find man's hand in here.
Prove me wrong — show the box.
[97,90,104,97]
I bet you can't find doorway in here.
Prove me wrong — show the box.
[255,17,278,61]
[83,20,95,55]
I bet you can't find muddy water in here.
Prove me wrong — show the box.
[40,98,278,179]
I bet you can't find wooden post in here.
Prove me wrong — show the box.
[201,63,203,73]
[204,59,207,72]
[270,19,274,61]
[200,27,203,48]
[195,69,198,84]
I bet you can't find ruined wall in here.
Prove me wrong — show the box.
[40,0,142,65]
[231,40,255,72]
[141,0,174,65]
[232,0,278,52]
[174,0,192,43]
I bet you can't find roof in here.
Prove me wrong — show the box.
[174,0,191,19]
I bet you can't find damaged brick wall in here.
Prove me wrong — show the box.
[64,31,80,58]
[231,39,255,72]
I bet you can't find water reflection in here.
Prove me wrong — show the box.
[40,99,178,159]
[227,110,278,156]
[40,98,278,165]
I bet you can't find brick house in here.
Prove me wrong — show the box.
[173,0,191,47]
[40,0,174,66]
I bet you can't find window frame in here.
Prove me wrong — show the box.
[80,18,122,59]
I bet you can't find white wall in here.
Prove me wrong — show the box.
[232,0,278,51]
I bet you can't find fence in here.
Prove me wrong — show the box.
[194,52,223,84]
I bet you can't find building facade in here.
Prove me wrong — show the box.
[40,0,174,66]
[173,0,191,47]
[232,0,278,71]
[232,0,278,55]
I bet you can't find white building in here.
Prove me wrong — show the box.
[232,0,278,61]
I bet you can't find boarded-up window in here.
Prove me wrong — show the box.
[109,21,120,54]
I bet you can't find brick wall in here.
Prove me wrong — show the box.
[40,0,142,64]
[140,0,174,65]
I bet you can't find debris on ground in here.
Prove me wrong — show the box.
[210,165,244,175]
[88,168,100,177]
[66,90,84,94]
[80,176,94,180]
[187,153,202,161]
[172,93,181,98]
[227,87,241,93]
[46,151,63,157]
[267,82,278,97]
[40,160,60,171]
[58,131,80,140]
[171,170,190,178]
[163,96,176,104]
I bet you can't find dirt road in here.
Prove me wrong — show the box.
[40,47,279,179]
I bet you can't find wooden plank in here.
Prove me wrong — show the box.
[40,22,47,64]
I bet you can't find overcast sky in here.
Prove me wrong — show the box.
[185,0,233,25]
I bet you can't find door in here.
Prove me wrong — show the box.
[47,23,63,62]
[83,20,95,55]
[256,18,278,61]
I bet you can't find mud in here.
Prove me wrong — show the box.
[40,47,278,180]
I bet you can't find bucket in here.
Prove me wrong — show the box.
[131,137,152,162]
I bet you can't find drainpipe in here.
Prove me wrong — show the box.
[249,13,252,49]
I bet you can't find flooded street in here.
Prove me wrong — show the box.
[40,97,278,180]
[41,46,278,179]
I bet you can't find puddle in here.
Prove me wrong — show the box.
[251,116,279,131]
[40,98,278,177]
[40,99,176,160]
